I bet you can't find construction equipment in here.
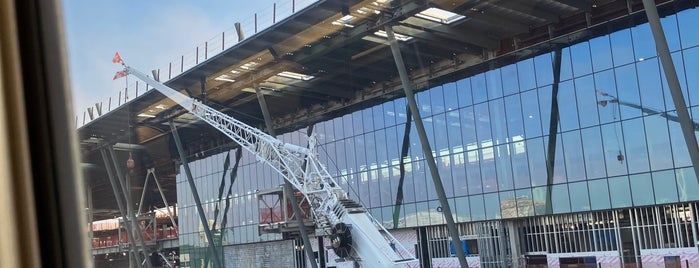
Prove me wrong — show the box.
[114,57,417,267]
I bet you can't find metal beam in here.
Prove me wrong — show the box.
[641,0,699,184]
[99,148,143,267]
[108,147,153,268]
[494,1,560,23]
[255,86,318,268]
[400,17,500,49]
[544,48,563,215]
[385,25,468,268]
[148,168,178,229]
[169,121,222,268]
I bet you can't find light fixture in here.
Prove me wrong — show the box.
[240,61,258,70]
[374,30,413,41]
[137,113,156,118]
[332,14,356,28]
[214,74,236,83]
[230,70,240,74]
[277,71,315,81]
[415,7,466,24]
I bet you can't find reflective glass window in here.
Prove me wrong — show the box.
[630,173,654,206]
[631,23,657,60]
[500,191,516,219]
[353,110,364,134]
[416,202,430,226]
[472,73,487,104]
[683,47,699,106]
[505,95,524,138]
[438,155,454,198]
[676,167,699,202]
[470,195,486,221]
[474,102,491,146]
[520,89,542,138]
[562,130,585,182]
[481,146,497,192]
[434,113,448,153]
[373,104,384,130]
[615,64,642,120]
[403,203,418,227]
[636,58,665,113]
[512,138,531,189]
[570,41,593,77]
[527,137,547,187]
[484,193,501,220]
[610,29,634,66]
[652,170,678,204]
[644,115,673,171]
[515,189,534,217]
[495,144,513,191]
[589,35,613,72]
[552,184,571,214]
[539,85,553,134]
[575,75,599,128]
[594,70,620,124]
[342,114,353,138]
[558,80,579,132]
[588,179,611,210]
[622,117,650,174]
[490,98,508,145]
[660,14,681,52]
[431,85,445,115]
[678,7,699,48]
[517,58,537,91]
[486,69,503,100]
[456,78,473,107]
[669,115,691,168]
[443,82,459,112]
[600,123,628,177]
[545,134,567,184]
[446,111,462,152]
[466,150,482,194]
[418,90,432,117]
[454,196,470,222]
[502,63,519,96]
[559,47,573,81]
[534,53,554,86]
[568,181,590,212]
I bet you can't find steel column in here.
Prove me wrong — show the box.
[544,48,563,215]
[108,147,153,268]
[255,86,318,268]
[641,0,699,182]
[149,168,178,229]
[169,121,222,268]
[100,148,143,267]
[385,25,468,268]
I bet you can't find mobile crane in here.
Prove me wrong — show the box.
[114,57,417,267]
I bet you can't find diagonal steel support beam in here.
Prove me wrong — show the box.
[108,146,153,268]
[385,25,468,268]
[148,168,178,229]
[641,0,699,184]
[545,48,563,215]
[100,148,144,267]
[255,86,318,268]
[169,121,222,268]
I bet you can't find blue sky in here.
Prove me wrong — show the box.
[63,0,294,120]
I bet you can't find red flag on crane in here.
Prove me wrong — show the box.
[112,52,123,64]
[113,71,126,80]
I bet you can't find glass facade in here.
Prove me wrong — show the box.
[177,6,699,254]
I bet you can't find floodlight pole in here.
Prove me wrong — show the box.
[385,25,468,268]
[641,0,699,182]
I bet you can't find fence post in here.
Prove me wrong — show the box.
[181,55,184,72]
[293,0,295,13]
[255,13,258,33]
[205,41,208,59]
[273,3,276,23]
[196,47,199,64]
[168,63,172,80]
[222,32,225,50]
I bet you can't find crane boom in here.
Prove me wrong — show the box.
[122,65,416,267]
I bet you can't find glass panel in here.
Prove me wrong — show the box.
[644,115,673,171]
[683,47,699,107]
[676,167,699,202]
[534,52,554,87]
[678,7,699,48]
[521,89,542,138]
[532,186,548,215]
[373,104,384,130]
[575,75,599,128]
[568,181,590,212]
[589,36,613,72]
[608,176,632,208]
[431,85,445,115]
[629,173,654,206]
[588,179,611,210]
[446,111,462,153]
[512,137,531,189]
[475,102,491,146]
[527,137,547,187]
[490,98,507,145]
[600,123,628,177]
[515,189,534,217]
[443,82,459,112]
[486,69,503,100]
[610,29,634,66]
[500,191,517,219]
[661,52,689,110]
[559,47,573,81]
[502,63,519,96]
[660,14,681,52]
[622,117,650,174]
[652,170,678,204]
[518,58,537,91]
[595,70,620,124]
[570,41,593,77]
[558,80,579,132]
[483,193,501,220]
[562,130,585,182]
[481,146,497,193]
[457,78,473,107]
[615,64,642,120]
[418,90,432,117]
[495,144,513,191]
[416,202,429,226]
[631,23,657,60]
[384,100,397,127]
[669,113,691,168]
[454,196,471,222]
[472,73,487,104]
[581,127,606,179]
[552,184,571,214]
[539,85,553,134]
[470,195,485,221]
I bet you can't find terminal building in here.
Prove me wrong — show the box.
[79,0,699,267]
